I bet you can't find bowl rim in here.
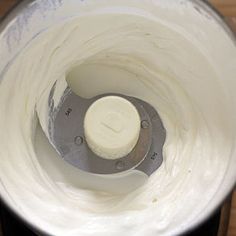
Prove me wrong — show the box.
[0,0,235,235]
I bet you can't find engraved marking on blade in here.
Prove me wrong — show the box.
[65,108,72,117]
[151,152,158,160]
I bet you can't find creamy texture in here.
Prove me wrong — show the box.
[0,1,236,236]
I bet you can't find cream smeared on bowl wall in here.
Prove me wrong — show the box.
[0,1,236,235]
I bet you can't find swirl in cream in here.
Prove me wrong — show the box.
[0,1,236,236]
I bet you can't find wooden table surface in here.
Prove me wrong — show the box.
[229,192,236,236]
[0,0,235,236]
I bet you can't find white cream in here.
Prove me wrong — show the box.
[0,1,236,236]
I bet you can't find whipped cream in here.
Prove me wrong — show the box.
[0,1,236,235]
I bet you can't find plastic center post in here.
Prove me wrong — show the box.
[84,96,141,160]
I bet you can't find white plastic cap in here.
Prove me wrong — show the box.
[84,96,141,160]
